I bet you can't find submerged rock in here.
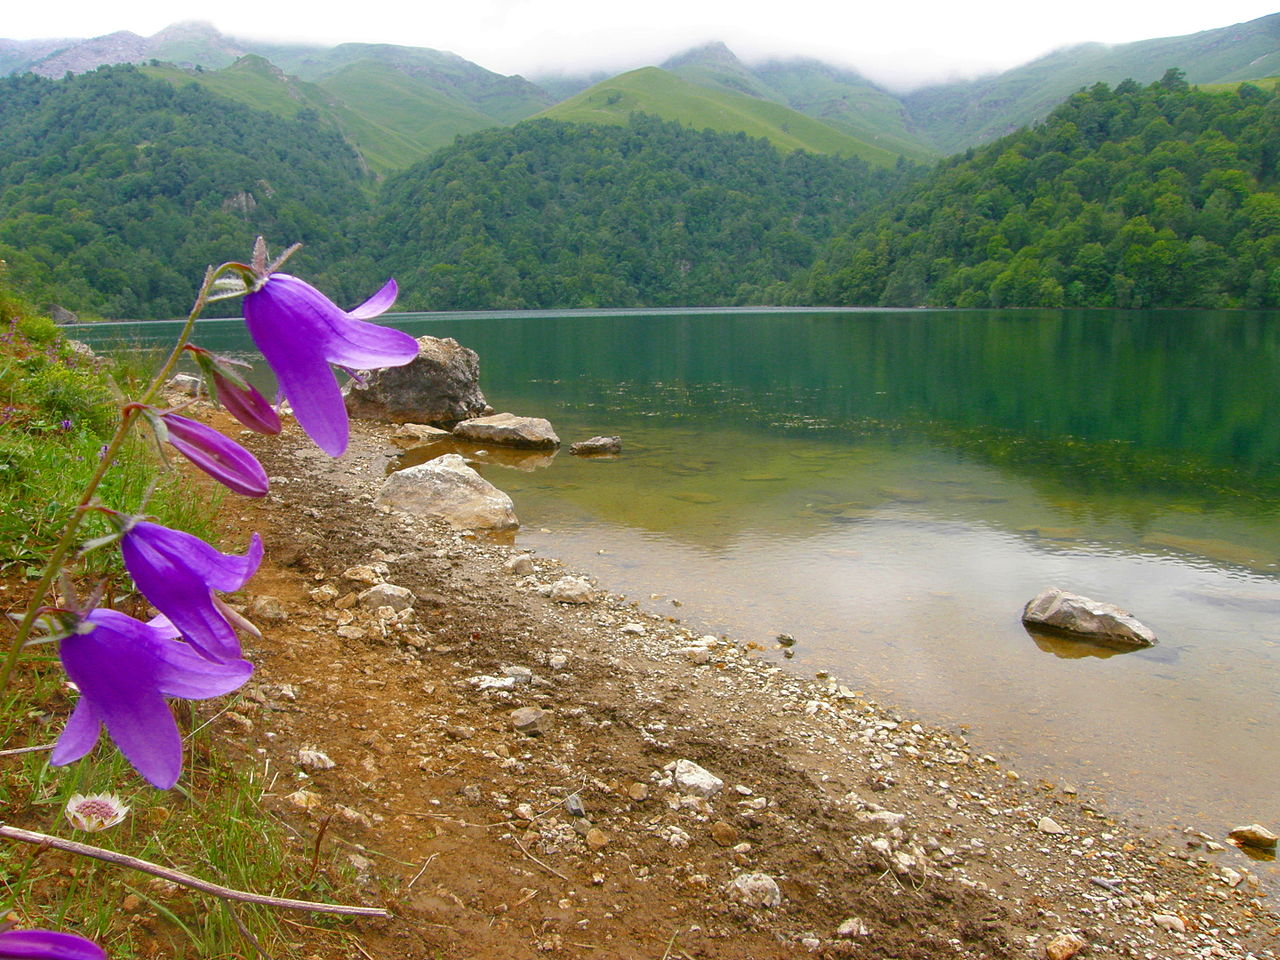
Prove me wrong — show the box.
[1021,588,1156,649]
[344,336,490,425]
[569,435,622,456]
[1228,823,1278,849]
[376,453,518,531]
[453,412,560,449]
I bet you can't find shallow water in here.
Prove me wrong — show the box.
[79,307,1280,867]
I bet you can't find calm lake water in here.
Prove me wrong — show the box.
[79,307,1280,870]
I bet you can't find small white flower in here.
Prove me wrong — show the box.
[65,792,130,832]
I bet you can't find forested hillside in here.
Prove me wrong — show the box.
[801,73,1280,309]
[0,65,374,318]
[372,115,917,309]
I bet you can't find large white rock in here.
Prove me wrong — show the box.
[1021,587,1156,649]
[377,454,517,531]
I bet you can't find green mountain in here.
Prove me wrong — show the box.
[373,115,916,309]
[905,13,1280,152]
[0,64,374,318]
[801,73,1280,310]
[539,67,904,166]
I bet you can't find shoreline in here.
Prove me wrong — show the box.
[219,409,1279,958]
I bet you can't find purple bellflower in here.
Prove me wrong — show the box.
[119,520,263,663]
[186,346,282,435]
[157,411,269,498]
[0,928,106,960]
[51,608,252,789]
[243,273,417,456]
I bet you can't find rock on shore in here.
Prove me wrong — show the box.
[344,336,490,424]
[375,452,517,531]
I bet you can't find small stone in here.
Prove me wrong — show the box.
[250,595,288,623]
[1228,823,1278,849]
[122,893,143,913]
[358,583,415,611]
[342,564,387,585]
[711,821,739,847]
[297,747,335,771]
[1038,816,1067,835]
[547,653,569,670]
[627,782,649,802]
[620,622,646,635]
[837,917,870,938]
[801,938,820,951]
[504,554,535,576]
[1152,913,1187,934]
[511,706,552,736]
[776,633,796,647]
[334,591,360,610]
[336,625,367,640]
[285,789,323,811]
[1044,933,1087,960]
[309,583,339,604]
[585,828,610,851]
[550,576,594,603]
[668,759,724,798]
[725,873,782,908]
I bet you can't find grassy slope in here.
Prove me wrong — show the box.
[905,12,1280,151]
[142,56,502,177]
[538,67,903,166]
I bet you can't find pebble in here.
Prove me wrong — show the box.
[1152,913,1187,933]
[585,828,610,850]
[309,583,339,604]
[336,625,367,640]
[1044,933,1087,960]
[358,583,414,611]
[250,595,289,622]
[725,873,782,908]
[342,564,387,585]
[550,576,595,603]
[627,782,649,802]
[837,917,870,937]
[504,554,535,576]
[710,821,739,847]
[285,789,323,811]
[297,747,335,771]
[1038,816,1067,835]
[511,706,552,736]
[667,759,724,798]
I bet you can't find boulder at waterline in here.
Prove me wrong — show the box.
[344,336,490,425]
[376,453,517,531]
[453,412,560,449]
[1021,587,1156,649]
[569,435,622,456]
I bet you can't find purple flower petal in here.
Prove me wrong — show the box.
[161,413,268,498]
[0,929,107,960]
[211,369,281,435]
[347,278,398,320]
[243,274,418,456]
[52,610,252,789]
[120,523,262,663]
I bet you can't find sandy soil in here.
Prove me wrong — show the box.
[212,410,1278,960]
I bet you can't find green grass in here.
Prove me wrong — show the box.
[539,67,906,167]
[0,283,365,956]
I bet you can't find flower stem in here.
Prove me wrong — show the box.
[0,825,389,918]
[0,264,232,694]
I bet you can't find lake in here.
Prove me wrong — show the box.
[78,307,1280,871]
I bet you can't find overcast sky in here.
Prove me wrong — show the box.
[5,1,1278,89]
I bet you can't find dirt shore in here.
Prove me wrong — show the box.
[217,410,1279,960]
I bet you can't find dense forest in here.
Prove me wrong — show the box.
[374,116,915,309]
[0,65,374,318]
[2,65,1279,316]
[799,72,1280,309]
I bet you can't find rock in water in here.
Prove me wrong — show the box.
[1021,587,1156,649]
[569,436,622,456]
[1228,823,1278,849]
[377,453,518,531]
[344,336,490,425]
[453,412,560,449]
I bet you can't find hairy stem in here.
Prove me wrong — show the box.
[0,825,389,919]
[0,264,230,694]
